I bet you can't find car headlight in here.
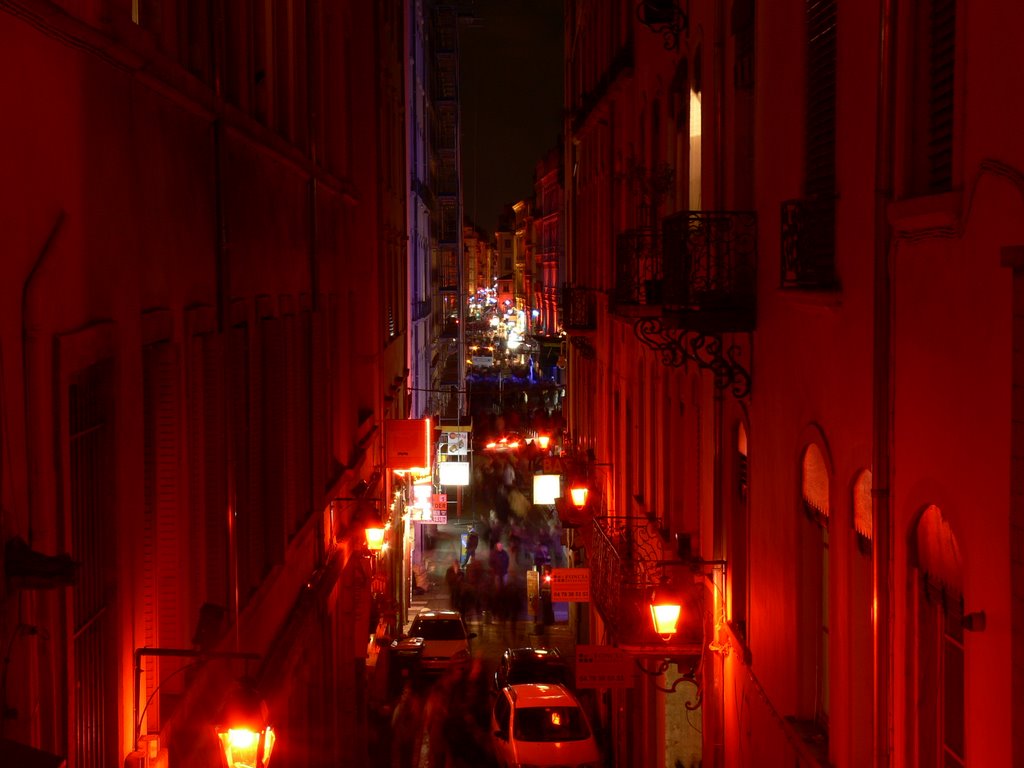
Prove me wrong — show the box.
[452,648,471,663]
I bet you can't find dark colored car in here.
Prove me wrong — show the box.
[494,647,571,691]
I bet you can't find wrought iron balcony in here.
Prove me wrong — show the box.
[661,210,757,332]
[780,197,838,290]
[561,283,597,332]
[588,516,703,649]
[613,227,663,314]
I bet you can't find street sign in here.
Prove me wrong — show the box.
[575,645,633,688]
[526,569,539,601]
[551,567,590,601]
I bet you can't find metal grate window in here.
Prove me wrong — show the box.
[927,0,956,192]
[69,359,117,768]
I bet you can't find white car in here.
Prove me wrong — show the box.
[406,609,475,673]
[490,683,602,768]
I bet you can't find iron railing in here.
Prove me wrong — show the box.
[588,516,675,646]
[561,283,597,331]
[613,227,663,310]
[780,197,838,290]
[661,210,757,331]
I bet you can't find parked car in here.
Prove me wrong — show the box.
[494,646,571,691]
[406,609,476,673]
[490,683,602,768]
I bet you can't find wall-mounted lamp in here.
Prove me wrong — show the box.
[646,554,725,642]
[568,484,590,509]
[648,576,684,640]
[636,0,688,51]
[216,679,276,768]
[130,648,267,768]
[334,497,387,552]
[364,525,387,552]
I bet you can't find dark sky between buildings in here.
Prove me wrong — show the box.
[458,0,564,236]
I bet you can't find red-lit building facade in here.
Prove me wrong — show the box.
[1,2,409,766]
[564,1,1022,767]
[533,146,565,338]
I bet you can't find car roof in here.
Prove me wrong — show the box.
[414,609,462,620]
[506,647,563,662]
[506,683,577,708]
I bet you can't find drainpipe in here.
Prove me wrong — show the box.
[21,212,66,546]
[872,1,897,765]
[712,4,727,765]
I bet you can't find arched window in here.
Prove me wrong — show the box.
[799,441,830,730]
[727,421,750,638]
[912,504,964,767]
[852,469,872,554]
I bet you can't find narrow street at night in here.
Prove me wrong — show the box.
[2,1,1021,766]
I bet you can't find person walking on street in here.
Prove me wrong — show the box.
[444,558,463,612]
[490,541,510,587]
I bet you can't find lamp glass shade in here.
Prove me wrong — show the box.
[650,602,682,639]
[365,526,386,552]
[217,725,275,768]
[569,485,589,509]
[536,435,551,450]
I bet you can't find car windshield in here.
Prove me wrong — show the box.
[508,660,567,685]
[411,619,466,640]
[514,706,590,742]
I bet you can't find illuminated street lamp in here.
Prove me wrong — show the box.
[568,484,589,509]
[131,649,267,768]
[364,525,386,552]
[216,681,275,768]
[648,578,683,641]
[535,434,551,451]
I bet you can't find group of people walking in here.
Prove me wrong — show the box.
[444,538,520,630]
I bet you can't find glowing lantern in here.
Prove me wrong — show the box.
[216,682,275,768]
[649,581,683,641]
[536,435,551,451]
[365,526,386,552]
[568,484,589,509]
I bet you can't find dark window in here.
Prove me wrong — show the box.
[910,0,956,194]
[69,359,118,767]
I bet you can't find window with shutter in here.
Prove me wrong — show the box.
[68,358,118,768]
[799,441,830,733]
[909,0,956,195]
[142,341,184,730]
[804,0,836,279]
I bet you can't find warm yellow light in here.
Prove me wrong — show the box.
[650,602,682,639]
[217,725,275,768]
[365,526,386,552]
[569,485,589,509]
[536,435,551,450]
[229,728,257,749]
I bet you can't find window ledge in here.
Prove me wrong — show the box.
[888,190,962,240]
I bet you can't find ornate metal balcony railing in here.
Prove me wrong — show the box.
[613,227,663,312]
[588,516,706,647]
[661,210,757,332]
[561,283,597,332]
[780,197,838,290]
